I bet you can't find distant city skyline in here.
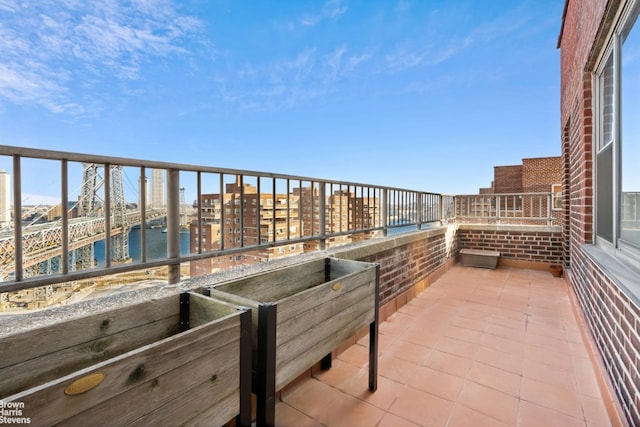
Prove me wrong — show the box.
[0,1,562,199]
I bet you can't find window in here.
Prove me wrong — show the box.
[595,1,640,254]
[621,9,640,248]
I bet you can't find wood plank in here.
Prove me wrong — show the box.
[182,389,239,427]
[275,267,376,324]
[276,295,374,371]
[6,314,242,426]
[61,339,240,426]
[275,308,374,390]
[276,279,375,346]
[0,314,179,398]
[212,259,326,302]
[0,296,179,370]
[205,288,261,349]
[327,258,375,280]
[188,292,238,329]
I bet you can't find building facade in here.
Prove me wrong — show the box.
[189,178,304,276]
[559,1,640,424]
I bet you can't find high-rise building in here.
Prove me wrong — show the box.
[0,170,10,228]
[151,169,165,208]
[189,177,304,276]
[138,175,151,208]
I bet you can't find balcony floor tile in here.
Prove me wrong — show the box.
[273,264,624,427]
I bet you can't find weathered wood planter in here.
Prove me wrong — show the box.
[460,248,500,269]
[206,257,380,427]
[0,292,251,427]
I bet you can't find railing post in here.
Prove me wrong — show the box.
[12,155,23,282]
[167,168,180,284]
[381,188,388,237]
[547,192,553,226]
[319,182,326,250]
[496,195,501,225]
[417,193,423,230]
[61,160,69,275]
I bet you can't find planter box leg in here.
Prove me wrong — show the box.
[321,353,332,370]
[257,304,277,427]
[369,264,380,391]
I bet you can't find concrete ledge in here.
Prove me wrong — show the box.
[458,223,562,233]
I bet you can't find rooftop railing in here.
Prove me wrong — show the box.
[0,145,454,299]
[453,192,562,226]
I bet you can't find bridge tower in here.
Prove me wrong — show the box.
[80,163,130,264]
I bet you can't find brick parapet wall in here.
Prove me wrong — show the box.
[569,247,640,426]
[332,226,458,307]
[457,224,563,267]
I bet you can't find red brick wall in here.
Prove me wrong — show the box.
[494,165,523,193]
[336,229,457,306]
[560,1,640,424]
[457,225,563,266]
[571,249,640,426]
[522,157,562,193]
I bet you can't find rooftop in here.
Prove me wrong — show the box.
[273,265,622,427]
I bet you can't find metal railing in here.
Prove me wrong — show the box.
[454,193,561,226]
[0,145,453,295]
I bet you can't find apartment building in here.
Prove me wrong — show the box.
[189,178,304,276]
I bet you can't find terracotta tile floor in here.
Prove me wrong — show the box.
[274,265,624,427]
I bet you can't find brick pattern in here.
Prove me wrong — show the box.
[494,165,523,193]
[570,248,640,426]
[357,232,457,306]
[458,228,563,265]
[559,1,638,425]
[522,157,562,193]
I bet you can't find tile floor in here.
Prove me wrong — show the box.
[273,265,624,427]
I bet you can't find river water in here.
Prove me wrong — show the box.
[94,227,190,266]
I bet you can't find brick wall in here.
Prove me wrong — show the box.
[457,224,563,267]
[494,165,523,193]
[571,248,640,425]
[333,227,458,307]
[559,1,639,425]
[522,157,562,193]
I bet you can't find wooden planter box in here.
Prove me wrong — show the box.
[460,248,500,269]
[206,257,379,427]
[0,292,251,427]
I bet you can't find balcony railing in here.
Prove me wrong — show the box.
[0,145,454,297]
[454,193,561,226]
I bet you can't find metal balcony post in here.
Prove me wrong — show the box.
[12,155,23,282]
[319,182,326,250]
[496,195,501,225]
[167,168,180,284]
[61,160,69,274]
[548,192,553,226]
[381,188,388,236]
[417,193,423,229]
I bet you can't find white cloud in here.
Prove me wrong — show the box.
[221,44,372,112]
[0,0,202,115]
[298,0,348,28]
[0,0,16,12]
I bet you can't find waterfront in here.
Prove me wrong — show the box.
[94,227,190,266]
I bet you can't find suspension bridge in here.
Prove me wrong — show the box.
[0,164,172,281]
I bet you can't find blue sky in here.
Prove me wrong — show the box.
[0,0,562,202]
